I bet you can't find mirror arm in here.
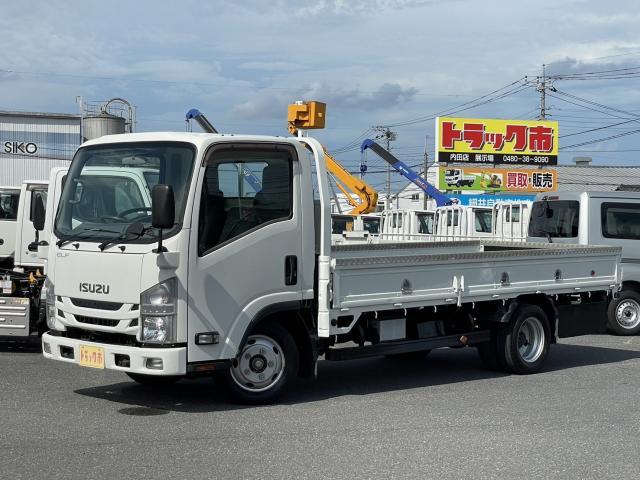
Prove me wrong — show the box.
[152,228,168,254]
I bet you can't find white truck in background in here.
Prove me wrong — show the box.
[14,180,49,270]
[0,171,68,338]
[380,209,434,240]
[41,132,620,404]
[331,214,380,243]
[0,165,155,338]
[528,191,640,335]
[0,186,21,266]
[378,203,529,243]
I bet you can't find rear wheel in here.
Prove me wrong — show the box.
[126,373,182,385]
[607,290,640,335]
[497,305,550,374]
[217,322,299,404]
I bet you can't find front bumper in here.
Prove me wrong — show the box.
[41,332,187,376]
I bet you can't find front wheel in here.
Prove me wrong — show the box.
[217,322,299,404]
[607,290,640,335]
[497,305,550,374]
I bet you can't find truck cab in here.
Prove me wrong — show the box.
[527,191,640,334]
[331,214,380,243]
[379,209,434,241]
[434,205,493,240]
[14,181,49,270]
[0,186,21,266]
[492,201,531,242]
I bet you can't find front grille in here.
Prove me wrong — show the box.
[64,327,138,346]
[75,315,120,327]
[69,298,123,311]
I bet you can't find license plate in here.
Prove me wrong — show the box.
[79,345,105,369]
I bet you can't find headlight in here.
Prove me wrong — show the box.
[140,278,177,344]
[44,277,56,329]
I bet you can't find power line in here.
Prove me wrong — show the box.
[560,127,640,150]
[378,78,528,128]
[546,92,630,119]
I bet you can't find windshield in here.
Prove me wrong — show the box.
[417,212,434,234]
[362,217,380,234]
[332,216,353,234]
[474,209,493,233]
[55,142,196,242]
[528,200,579,238]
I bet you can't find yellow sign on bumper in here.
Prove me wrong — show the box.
[79,345,105,369]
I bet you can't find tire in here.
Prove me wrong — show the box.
[217,322,299,405]
[496,305,550,375]
[126,373,182,386]
[607,290,640,335]
[385,350,431,361]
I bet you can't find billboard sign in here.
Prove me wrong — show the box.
[436,117,559,165]
[439,166,557,193]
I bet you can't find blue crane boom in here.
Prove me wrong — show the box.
[360,138,451,207]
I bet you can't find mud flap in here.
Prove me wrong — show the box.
[557,300,608,338]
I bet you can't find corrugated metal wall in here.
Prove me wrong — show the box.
[0,112,80,186]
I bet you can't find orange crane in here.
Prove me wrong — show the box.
[287,101,378,215]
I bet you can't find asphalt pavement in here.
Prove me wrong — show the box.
[2,334,640,480]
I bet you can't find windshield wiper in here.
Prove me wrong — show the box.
[56,228,122,248]
[98,222,155,251]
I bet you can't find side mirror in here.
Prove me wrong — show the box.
[32,195,46,232]
[152,184,175,229]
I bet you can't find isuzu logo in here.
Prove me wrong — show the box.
[79,283,110,295]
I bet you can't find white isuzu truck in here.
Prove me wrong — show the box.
[42,132,621,403]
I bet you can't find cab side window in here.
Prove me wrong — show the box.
[602,202,640,240]
[198,148,293,256]
[0,192,19,220]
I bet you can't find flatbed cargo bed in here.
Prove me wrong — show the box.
[330,240,620,314]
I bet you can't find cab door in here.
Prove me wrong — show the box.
[187,142,303,362]
[16,184,48,268]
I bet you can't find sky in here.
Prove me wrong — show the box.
[1,0,640,195]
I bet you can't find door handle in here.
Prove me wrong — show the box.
[285,255,297,286]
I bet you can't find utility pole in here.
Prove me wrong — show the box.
[373,126,397,209]
[423,135,429,210]
[539,64,547,120]
[531,63,556,120]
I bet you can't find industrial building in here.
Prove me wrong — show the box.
[0,98,135,186]
[0,111,80,186]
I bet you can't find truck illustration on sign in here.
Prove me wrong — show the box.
[444,168,476,187]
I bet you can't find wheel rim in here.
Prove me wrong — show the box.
[516,316,545,363]
[615,299,640,329]
[230,334,285,393]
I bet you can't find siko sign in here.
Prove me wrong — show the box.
[3,141,38,155]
